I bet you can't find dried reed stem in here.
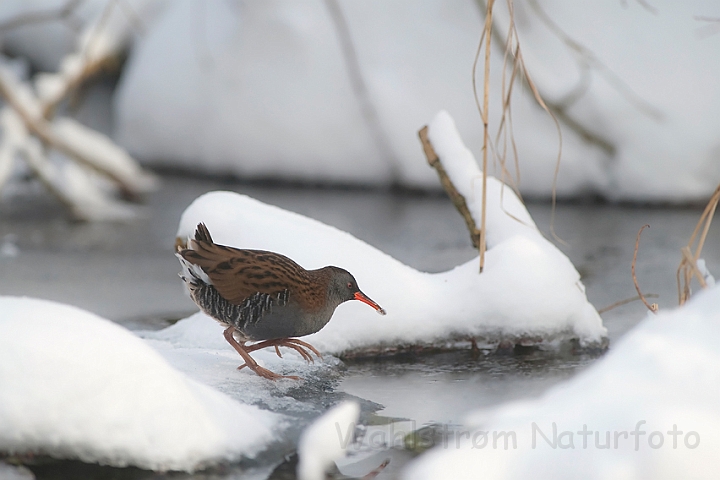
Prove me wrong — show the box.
[677,183,720,305]
[478,0,495,273]
[597,293,659,315]
[632,224,658,313]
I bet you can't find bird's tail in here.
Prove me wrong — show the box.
[176,222,214,293]
[194,223,213,243]
[176,252,211,288]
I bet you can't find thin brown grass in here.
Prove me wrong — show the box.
[471,0,495,273]
[632,224,658,313]
[677,183,720,305]
[473,0,566,247]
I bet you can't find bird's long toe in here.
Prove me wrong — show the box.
[286,338,323,360]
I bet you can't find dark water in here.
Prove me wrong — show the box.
[1,175,717,479]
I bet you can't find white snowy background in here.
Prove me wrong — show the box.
[1,0,719,202]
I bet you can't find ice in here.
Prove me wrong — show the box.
[0,297,278,472]
[403,285,720,480]
[142,312,343,413]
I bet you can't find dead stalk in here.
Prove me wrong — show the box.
[475,0,566,246]
[677,183,720,305]
[597,293,659,315]
[478,0,495,273]
[632,224,658,313]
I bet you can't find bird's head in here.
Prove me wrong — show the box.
[326,267,386,315]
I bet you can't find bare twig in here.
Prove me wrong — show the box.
[597,293,659,315]
[418,126,480,248]
[632,224,658,313]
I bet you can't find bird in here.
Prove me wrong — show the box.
[176,223,386,380]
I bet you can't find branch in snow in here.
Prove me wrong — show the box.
[1,107,137,221]
[418,125,480,249]
[0,65,154,195]
[36,0,141,119]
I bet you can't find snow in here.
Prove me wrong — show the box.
[403,285,720,480]
[297,401,360,480]
[112,0,720,202]
[175,114,605,353]
[0,296,278,472]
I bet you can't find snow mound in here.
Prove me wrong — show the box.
[175,116,606,354]
[298,401,360,480]
[404,286,720,480]
[0,297,278,471]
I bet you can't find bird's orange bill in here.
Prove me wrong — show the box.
[354,291,386,315]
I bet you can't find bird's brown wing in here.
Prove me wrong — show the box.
[179,239,308,305]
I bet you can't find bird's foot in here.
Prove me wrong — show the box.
[223,327,300,381]
[236,362,299,381]
[246,338,323,364]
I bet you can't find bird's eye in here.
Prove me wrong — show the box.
[347,282,353,289]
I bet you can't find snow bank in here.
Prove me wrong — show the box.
[113,0,720,201]
[0,297,278,471]
[175,115,606,353]
[404,286,720,480]
[297,401,360,480]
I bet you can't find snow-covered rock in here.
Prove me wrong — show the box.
[0,296,278,471]
[174,113,605,354]
[113,0,720,202]
[403,286,720,480]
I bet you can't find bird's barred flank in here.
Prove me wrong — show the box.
[192,280,290,329]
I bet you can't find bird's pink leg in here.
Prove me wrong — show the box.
[223,327,299,381]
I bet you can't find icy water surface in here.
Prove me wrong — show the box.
[1,176,717,479]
